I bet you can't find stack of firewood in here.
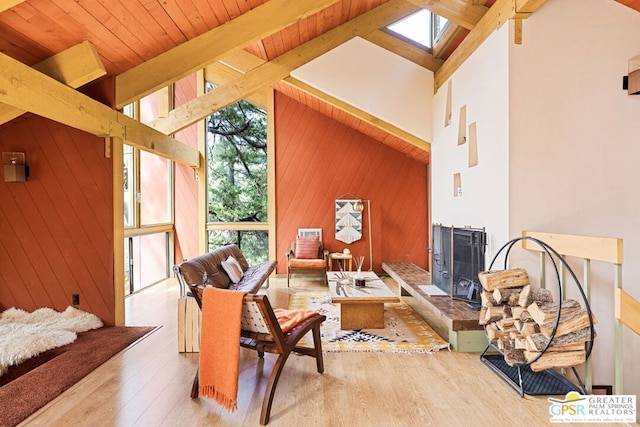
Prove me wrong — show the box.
[478,268,596,372]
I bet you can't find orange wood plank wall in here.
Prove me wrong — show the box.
[0,116,115,324]
[274,92,429,274]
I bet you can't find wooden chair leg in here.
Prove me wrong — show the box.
[287,269,291,287]
[260,352,291,425]
[190,368,199,399]
[311,325,324,373]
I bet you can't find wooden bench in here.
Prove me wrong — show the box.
[382,261,487,352]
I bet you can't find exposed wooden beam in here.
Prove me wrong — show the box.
[516,0,547,13]
[407,0,488,30]
[204,62,267,107]
[0,0,24,13]
[364,30,443,72]
[0,52,198,167]
[283,77,431,153]
[219,50,266,74]
[435,0,531,92]
[0,41,106,125]
[114,0,340,108]
[149,0,419,135]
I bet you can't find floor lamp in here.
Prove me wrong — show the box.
[354,199,373,271]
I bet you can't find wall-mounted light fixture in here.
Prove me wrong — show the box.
[2,152,29,182]
[623,55,640,95]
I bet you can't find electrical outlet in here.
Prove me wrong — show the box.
[72,294,80,305]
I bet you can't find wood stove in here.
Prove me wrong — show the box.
[432,224,486,307]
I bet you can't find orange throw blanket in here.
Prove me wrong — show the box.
[274,308,319,333]
[198,287,247,412]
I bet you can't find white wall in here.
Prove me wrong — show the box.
[509,0,640,400]
[290,37,434,141]
[431,24,511,264]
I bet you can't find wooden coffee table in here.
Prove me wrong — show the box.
[327,271,399,329]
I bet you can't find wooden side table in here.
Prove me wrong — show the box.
[328,252,352,271]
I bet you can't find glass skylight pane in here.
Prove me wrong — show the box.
[387,9,432,49]
[434,15,449,41]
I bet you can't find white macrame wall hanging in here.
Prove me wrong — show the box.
[335,199,362,244]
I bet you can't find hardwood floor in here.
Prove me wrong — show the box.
[20,277,626,426]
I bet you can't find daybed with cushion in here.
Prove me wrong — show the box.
[173,244,277,297]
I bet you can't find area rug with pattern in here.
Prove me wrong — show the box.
[288,292,449,353]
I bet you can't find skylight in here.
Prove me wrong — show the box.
[386,9,449,50]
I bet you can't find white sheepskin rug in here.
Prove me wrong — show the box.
[0,306,103,376]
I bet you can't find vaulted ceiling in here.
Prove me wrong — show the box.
[0,0,599,166]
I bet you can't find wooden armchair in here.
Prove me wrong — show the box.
[189,285,326,425]
[286,229,329,287]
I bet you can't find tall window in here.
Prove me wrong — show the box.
[206,93,268,265]
[122,93,174,295]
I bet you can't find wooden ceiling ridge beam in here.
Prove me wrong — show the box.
[407,0,489,30]
[434,0,546,92]
[0,52,198,167]
[283,77,431,153]
[114,0,340,108]
[149,0,420,136]
[0,41,106,125]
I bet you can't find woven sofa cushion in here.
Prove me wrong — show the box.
[289,259,326,268]
[295,236,320,259]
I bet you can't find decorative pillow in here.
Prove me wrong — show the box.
[295,235,320,259]
[221,256,244,284]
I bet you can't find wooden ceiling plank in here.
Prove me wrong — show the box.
[189,0,220,30]
[0,0,24,13]
[114,0,340,108]
[407,0,488,30]
[0,41,106,125]
[158,0,199,39]
[0,52,198,167]
[282,77,431,154]
[53,0,138,72]
[5,2,75,53]
[149,0,420,135]
[80,0,156,61]
[364,29,443,72]
[139,0,187,46]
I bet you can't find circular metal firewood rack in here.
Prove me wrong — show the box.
[479,236,596,397]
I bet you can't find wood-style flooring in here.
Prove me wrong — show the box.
[20,277,627,426]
